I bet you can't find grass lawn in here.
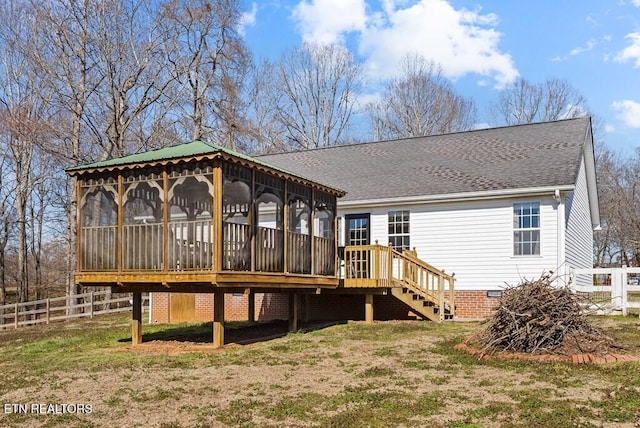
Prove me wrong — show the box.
[0,314,639,427]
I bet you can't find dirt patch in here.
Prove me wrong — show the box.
[117,320,337,354]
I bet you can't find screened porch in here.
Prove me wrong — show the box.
[70,143,343,291]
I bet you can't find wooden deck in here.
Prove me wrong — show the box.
[339,243,455,322]
[76,242,455,322]
[75,271,340,293]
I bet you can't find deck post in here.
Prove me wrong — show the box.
[213,291,225,348]
[365,294,374,324]
[213,162,223,272]
[132,292,142,345]
[288,292,298,332]
[248,292,255,322]
[302,294,309,323]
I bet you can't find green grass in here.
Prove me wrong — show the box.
[2,314,640,427]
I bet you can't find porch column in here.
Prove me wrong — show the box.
[132,292,142,345]
[288,292,298,332]
[365,294,374,324]
[213,291,225,349]
[248,292,255,323]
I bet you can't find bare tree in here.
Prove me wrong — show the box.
[366,55,476,140]
[87,0,176,159]
[267,42,362,150]
[589,140,640,268]
[160,0,250,146]
[491,77,588,125]
[0,157,15,307]
[31,0,102,308]
[0,1,57,303]
[241,60,289,154]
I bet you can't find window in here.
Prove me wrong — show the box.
[388,210,410,251]
[513,202,540,256]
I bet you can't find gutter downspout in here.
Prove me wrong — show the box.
[555,189,567,286]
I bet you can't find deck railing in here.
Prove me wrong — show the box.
[168,220,213,270]
[80,226,117,271]
[256,226,283,272]
[342,244,392,287]
[314,236,335,275]
[223,222,250,271]
[123,223,163,270]
[288,232,310,274]
[341,243,455,312]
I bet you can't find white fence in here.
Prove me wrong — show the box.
[571,267,640,316]
[0,290,149,330]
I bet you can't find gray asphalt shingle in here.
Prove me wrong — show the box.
[258,118,592,202]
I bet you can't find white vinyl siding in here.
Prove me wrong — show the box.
[565,159,594,287]
[340,197,559,291]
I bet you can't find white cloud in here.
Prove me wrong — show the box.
[615,32,640,67]
[291,0,518,88]
[239,3,258,36]
[292,0,367,44]
[633,0,640,7]
[358,0,518,88]
[612,100,640,128]
[570,39,597,56]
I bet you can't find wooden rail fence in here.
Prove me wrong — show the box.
[0,290,149,330]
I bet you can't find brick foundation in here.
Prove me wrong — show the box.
[150,289,499,324]
[150,292,289,324]
[150,293,169,323]
[454,290,500,319]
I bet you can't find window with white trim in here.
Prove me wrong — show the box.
[513,202,540,256]
[388,210,410,251]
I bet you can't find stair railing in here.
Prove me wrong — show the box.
[388,244,455,318]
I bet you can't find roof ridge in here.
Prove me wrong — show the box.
[257,116,591,157]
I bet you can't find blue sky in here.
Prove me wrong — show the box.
[241,0,640,154]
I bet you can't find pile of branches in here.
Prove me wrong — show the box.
[479,274,618,355]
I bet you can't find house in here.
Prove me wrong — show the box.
[68,117,598,344]
[151,117,598,322]
[260,117,599,318]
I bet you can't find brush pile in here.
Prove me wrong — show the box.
[479,274,620,355]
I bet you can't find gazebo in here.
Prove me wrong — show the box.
[67,141,344,347]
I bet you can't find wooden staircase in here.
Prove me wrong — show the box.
[342,243,455,322]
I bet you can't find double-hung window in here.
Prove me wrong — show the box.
[388,210,410,251]
[513,202,540,256]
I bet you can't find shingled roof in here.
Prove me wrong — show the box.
[259,117,593,203]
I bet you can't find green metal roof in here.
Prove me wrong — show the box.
[66,140,345,196]
[66,140,221,172]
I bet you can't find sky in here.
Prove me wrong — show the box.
[241,0,640,154]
